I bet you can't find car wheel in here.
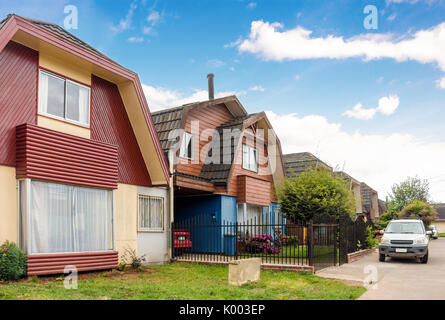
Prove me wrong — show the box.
[422,252,428,264]
[379,253,385,262]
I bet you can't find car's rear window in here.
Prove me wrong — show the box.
[386,222,424,234]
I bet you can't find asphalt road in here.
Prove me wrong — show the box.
[316,238,445,300]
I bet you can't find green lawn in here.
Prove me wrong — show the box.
[0,262,365,300]
[439,233,445,238]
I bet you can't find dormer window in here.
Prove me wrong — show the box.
[180,132,194,160]
[242,144,258,172]
[38,69,90,127]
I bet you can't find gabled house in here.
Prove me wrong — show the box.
[361,183,379,220]
[283,152,333,177]
[0,14,170,275]
[434,203,445,233]
[152,78,286,226]
[334,171,363,216]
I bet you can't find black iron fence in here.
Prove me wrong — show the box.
[172,213,373,270]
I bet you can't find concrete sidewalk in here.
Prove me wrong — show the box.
[316,238,445,300]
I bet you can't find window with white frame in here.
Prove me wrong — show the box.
[180,132,194,159]
[38,69,91,127]
[19,180,113,254]
[138,195,164,231]
[242,144,258,172]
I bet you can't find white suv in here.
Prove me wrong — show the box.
[379,219,431,264]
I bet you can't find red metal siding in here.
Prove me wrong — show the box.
[91,75,152,187]
[16,123,118,189]
[27,251,119,276]
[0,41,38,166]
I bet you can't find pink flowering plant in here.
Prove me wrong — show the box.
[0,241,27,281]
[245,234,281,254]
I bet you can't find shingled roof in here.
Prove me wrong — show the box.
[151,106,185,154]
[200,114,259,184]
[283,152,332,177]
[361,183,377,213]
[0,14,119,65]
[436,203,445,221]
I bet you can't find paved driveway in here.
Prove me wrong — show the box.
[316,238,445,300]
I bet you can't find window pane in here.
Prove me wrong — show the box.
[41,73,65,118]
[27,181,113,254]
[66,81,90,125]
[180,133,193,159]
[139,195,163,231]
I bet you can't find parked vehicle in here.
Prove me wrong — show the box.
[429,225,439,239]
[379,219,432,264]
[174,231,192,256]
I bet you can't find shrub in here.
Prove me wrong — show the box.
[365,226,378,249]
[121,247,146,270]
[398,201,438,227]
[0,241,27,281]
[245,234,281,254]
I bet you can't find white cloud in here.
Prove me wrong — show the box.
[110,1,137,33]
[377,95,400,115]
[207,59,226,68]
[142,84,244,112]
[249,85,265,92]
[224,37,243,48]
[342,95,400,120]
[342,103,377,120]
[236,20,445,71]
[146,10,161,26]
[127,36,144,43]
[247,2,257,9]
[295,74,301,80]
[387,13,397,21]
[436,76,445,89]
[266,110,445,202]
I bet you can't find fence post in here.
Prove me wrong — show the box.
[235,221,238,261]
[308,221,313,266]
[334,223,338,266]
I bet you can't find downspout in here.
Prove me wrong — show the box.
[168,150,175,261]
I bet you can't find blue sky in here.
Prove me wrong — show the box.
[2,0,445,201]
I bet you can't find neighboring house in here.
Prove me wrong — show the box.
[361,183,379,220]
[434,204,445,233]
[283,152,333,177]
[0,15,170,275]
[334,171,363,215]
[152,79,286,227]
[378,199,387,217]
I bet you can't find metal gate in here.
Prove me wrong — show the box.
[308,214,338,271]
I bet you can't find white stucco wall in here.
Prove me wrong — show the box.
[137,186,169,265]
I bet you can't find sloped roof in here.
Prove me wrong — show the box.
[200,113,259,184]
[0,14,117,65]
[334,171,360,185]
[361,183,377,213]
[283,152,332,177]
[0,14,170,185]
[436,203,445,221]
[151,106,185,154]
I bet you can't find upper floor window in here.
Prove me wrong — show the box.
[38,69,90,127]
[242,144,258,172]
[180,132,194,160]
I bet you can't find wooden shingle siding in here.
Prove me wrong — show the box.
[176,103,233,177]
[237,175,271,206]
[0,41,38,166]
[91,75,152,187]
[16,123,118,189]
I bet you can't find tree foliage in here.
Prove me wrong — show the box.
[387,176,430,213]
[398,200,438,227]
[278,168,355,222]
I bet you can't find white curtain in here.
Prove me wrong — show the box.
[139,196,163,231]
[38,72,49,114]
[29,181,113,254]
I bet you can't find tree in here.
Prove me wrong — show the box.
[387,176,430,213]
[277,168,355,222]
[398,201,438,227]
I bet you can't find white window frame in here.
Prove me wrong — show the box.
[242,144,258,172]
[138,194,165,232]
[38,69,91,128]
[180,132,194,160]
